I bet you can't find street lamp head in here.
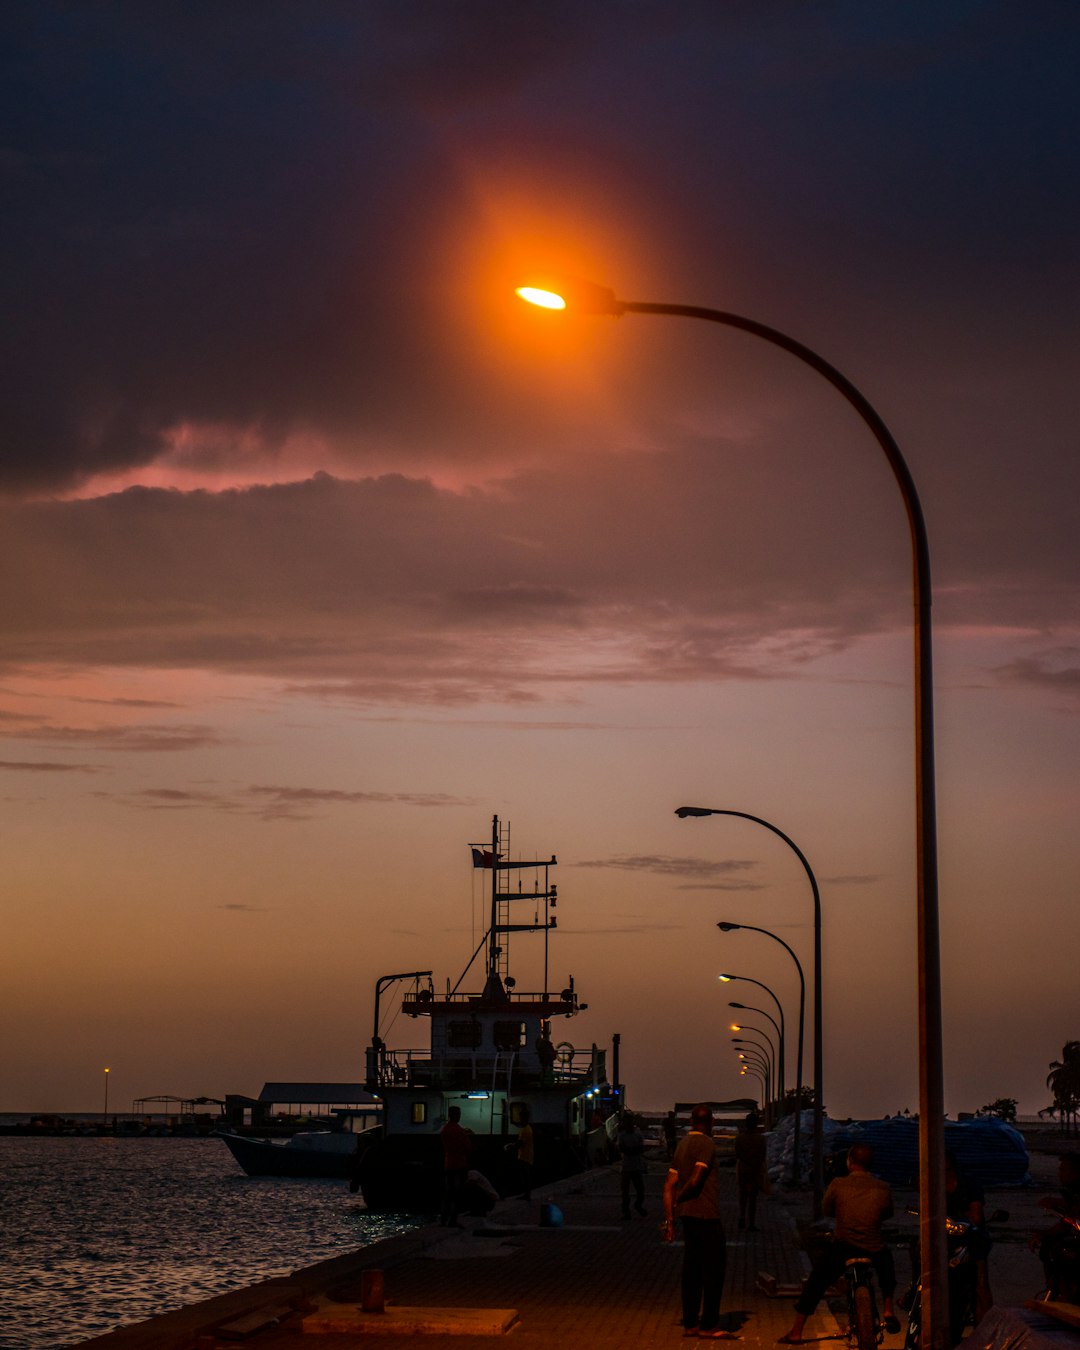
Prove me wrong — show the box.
[729,1001,746,1010]
[675,806,715,818]
[717,973,733,983]
[515,275,621,316]
[717,922,742,932]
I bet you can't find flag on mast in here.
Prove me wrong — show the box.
[471,847,501,868]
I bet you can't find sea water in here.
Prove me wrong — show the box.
[0,1137,422,1350]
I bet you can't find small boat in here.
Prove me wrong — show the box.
[217,1126,380,1180]
[355,815,619,1211]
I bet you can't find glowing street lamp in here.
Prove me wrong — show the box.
[103,1067,110,1126]
[720,974,786,1104]
[718,919,807,1190]
[733,1036,775,1114]
[516,275,946,1350]
[686,808,824,1212]
[730,1001,782,1059]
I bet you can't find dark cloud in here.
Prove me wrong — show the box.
[5,722,227,753]
[2,2,1076,506]
[574,854,758,882]
[994,649,1080,701]
[113,782,472,822]
[0,759,101,774]
[74,696,184,709]
[0,450,1074,711]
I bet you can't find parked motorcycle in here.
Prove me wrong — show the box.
[900,1208,1007,1350]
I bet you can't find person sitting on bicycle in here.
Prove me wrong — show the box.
[780,1142,900,1344]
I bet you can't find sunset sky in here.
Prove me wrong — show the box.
[3,3,1078,1122]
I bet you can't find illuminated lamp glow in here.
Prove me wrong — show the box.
[516,286,566,310]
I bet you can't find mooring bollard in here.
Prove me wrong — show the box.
[360,1269,385,1313]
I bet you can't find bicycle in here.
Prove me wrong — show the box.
[843,1252,885,1350]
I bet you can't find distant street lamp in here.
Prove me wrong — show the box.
[738,1060,768,1107]
[732,1026,777,1073]
[720,974,786,1103]
[515,275,946,1350]
[735,1047,772,1100]
[729,1001,782,1073]
[733,1035,776,1118]
[718,919,807,1191]
[683,807,824,1212]
[732,1031,777,1101]
[103,1067,110,1127]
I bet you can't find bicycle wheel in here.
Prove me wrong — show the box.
[854,1283,877,1350]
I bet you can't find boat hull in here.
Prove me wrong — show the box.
[217,1130,376,1180]
[356,1122,612,1211]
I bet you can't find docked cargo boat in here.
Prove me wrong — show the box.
[355,815,617,1210]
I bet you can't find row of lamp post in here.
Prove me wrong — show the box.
[514,274,947,1350]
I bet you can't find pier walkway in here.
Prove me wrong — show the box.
[81,1159,833,1350]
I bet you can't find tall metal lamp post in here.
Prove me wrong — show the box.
[514,275,945,1350]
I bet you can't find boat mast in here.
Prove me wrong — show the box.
[487,813,500,982]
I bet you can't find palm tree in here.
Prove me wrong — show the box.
[1046,1041,1080,1133]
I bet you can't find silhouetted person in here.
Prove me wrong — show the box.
[781,1142,898,1343]
[514,1106,534,1201]
[663,1103,734,1338]
[1032,1151,1080,1303]
[617,1111,647,1219]
[663,1110,678,1160]
[734,1111,768,1231]
[439,1105,472,1226]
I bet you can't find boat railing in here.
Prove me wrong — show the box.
[372,1046,603,1091]
[401,988,579,1013]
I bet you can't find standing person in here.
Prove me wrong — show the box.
[734,1112,768,1232]
[439,1105,472,1227]
[1031,1151,1080,1303]
[515,1105,535,1201]
[617,1111,647,1219]
[779,1142,900,1344]
[944,1150,990,1338]
[663,1110,679,1161]
[663,1103,735,1338]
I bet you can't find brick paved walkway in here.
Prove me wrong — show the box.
[274,1161,827,1350]
[79,1159,856,1350]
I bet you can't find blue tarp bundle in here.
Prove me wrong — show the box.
[830,1116,1031,1188]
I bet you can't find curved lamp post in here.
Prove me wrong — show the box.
[731,1015,780,1114]
[736,1047,772,1101]
[515,275,945,1350]
[684,808,823,1211]
[729,1000,783,1079]
[733,1034,776,1117]
[733,1029,776,1071]
[736,1050,770,1101]
[735,1043,771,1093]
[719,920,806,1189]
[739,1062,767,1108]
[720,974,786,1104]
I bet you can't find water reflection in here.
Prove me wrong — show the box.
[0,1138,421,1349]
